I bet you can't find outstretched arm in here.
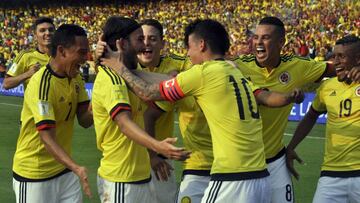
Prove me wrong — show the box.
[286,107,322,179]
[3,63,40,89]
[255,88,305,107]
[99,40,165,102]
[114,110,190,160]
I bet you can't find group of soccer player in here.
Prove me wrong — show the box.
[4,13,360,203]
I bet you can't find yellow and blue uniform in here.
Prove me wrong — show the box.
[92,66,151,183]
[13,64,89,180]
[134,54,191,141]
[160,59,268,180]
[312,78,360,176]
[235,54,327,160]
[7,49,50,88]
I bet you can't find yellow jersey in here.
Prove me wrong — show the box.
[160,59,268,180]
[134,55,191,141]
[156,97,213,174]
[312,78,360,176]
[13,64,89,179]
[235,54,327,159]
[7,49,50,88]
[92,66,151,183]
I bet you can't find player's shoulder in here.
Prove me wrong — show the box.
[233,54,256,63]
[166,53,187,61]
[14,48,37,60]
[280,53,313,63]
[96,65,123,85]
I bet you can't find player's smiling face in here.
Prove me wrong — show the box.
[333,43,359,82]
[64,36,89,78]
[137,25,164,67]
[35,22,55,48]
[253,24,284,67]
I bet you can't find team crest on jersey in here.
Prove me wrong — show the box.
[181,196,191,203]
[356,86,360,96]
[279,71,291,84]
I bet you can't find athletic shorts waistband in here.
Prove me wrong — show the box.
[210,169,269,181]
[320,170,360,178]
[13,168,71,182]
[266,147,286,164]
[183,169,211,177]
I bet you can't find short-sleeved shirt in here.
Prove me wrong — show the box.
[12,64,89,179]
[312,78,360,175]
[156,96,213,172]
[235,54,327,159]
[92,66,151,183]
[159,59,268,180]
[7,49,50,88]
[133,55,192,141]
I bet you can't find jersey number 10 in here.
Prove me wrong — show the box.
[229,75,259,120]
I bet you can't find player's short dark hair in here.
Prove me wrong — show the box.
[33,17,54,30]
[50,24,87,57]
[140,19,163,39]
[335,35,360,45]
[259,16,285,38]
[184,19,230,55]
[102,16,141,51]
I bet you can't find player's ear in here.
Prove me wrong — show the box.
[199,39,206,52]
[57,45,66,58]
[117,38,128,51]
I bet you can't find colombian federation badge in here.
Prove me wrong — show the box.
[356,86,360,97]
[279,71,290,84]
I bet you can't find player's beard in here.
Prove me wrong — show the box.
[123,51,138,70]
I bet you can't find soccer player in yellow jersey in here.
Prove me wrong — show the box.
[12,24,93,203]
[136,19,192,203]
[100,19,305,203]
[286,35,360,203]
[235,16,339,203]
[4,17,54,90]
[146,97,213,203]
[92,16,190,203]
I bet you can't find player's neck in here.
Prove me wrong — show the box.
[37,45,50,55]
[204,53,224,62]
[48,59,66,78]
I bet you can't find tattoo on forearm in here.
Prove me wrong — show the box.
[121,68,163,101]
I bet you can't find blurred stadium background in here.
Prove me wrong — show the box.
[0,0,358,202]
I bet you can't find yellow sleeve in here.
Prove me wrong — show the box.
[7,51,28,77]
[101,75,131,120]
[311,84,327,113]
[159,65,203,102]
[27,79,56,130]
[155,100,174,112]
[302,59,327,83]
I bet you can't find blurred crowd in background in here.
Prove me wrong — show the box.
[0,0,359,73]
